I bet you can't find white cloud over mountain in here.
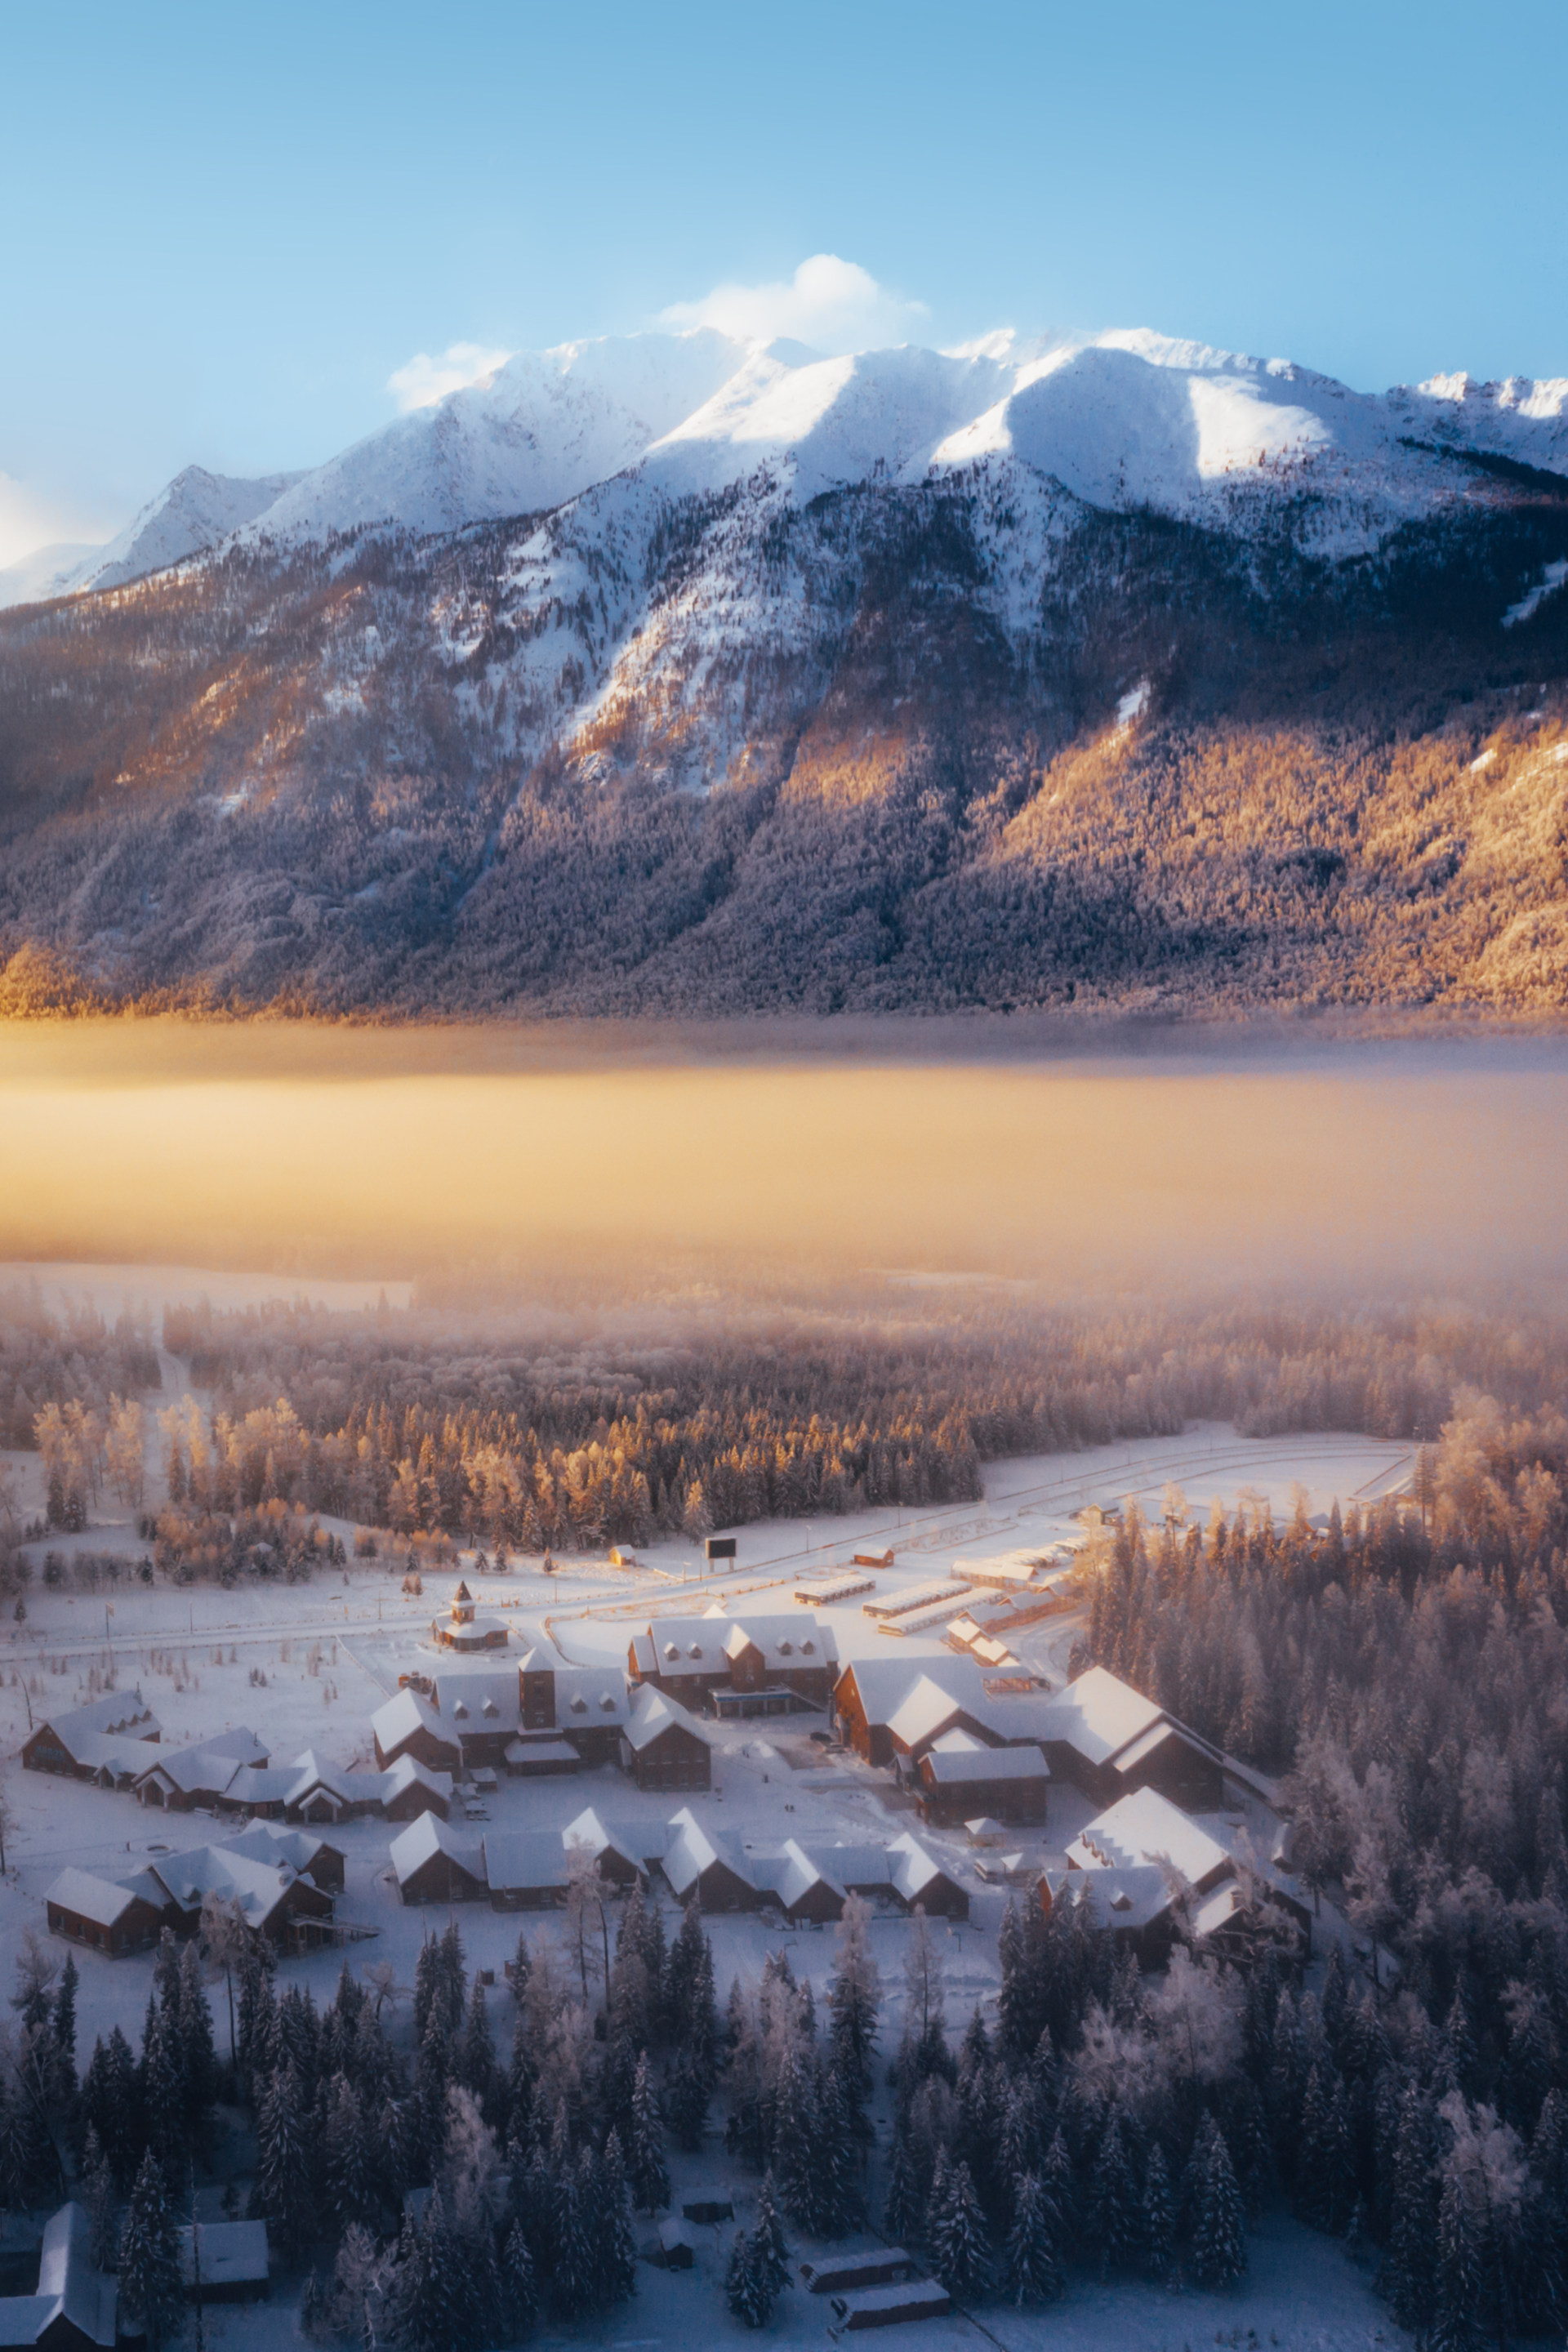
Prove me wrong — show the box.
[657,254,927,353]
[387,341,514,412]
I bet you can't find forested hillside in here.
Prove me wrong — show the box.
[1,454,1566,1020]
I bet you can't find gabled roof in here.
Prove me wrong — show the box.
[382,1753,453,1802]
[178,2221,269,2291]
[885,1675,984,1751]
[661,1806,753,1900]
[482,1830,571,1895]
[1036,1666,1167,1768]
[226,1822,342,1874]
[46,1868,152,1929]
[624,1685,711,1753]
[372,1687,451,1749]
[452,1581,474,1602]
[1052,1863,1174,1933]
[921,1744,1049,1784]
[552,1668,631,1726]
[884,1830,964,1906]
[1067,1785,1232,1888]
[718,1615,836,1669]
[389,1811,482,1886]
[431,1666,521,1731]
[36,1692,160,1753]
[744,1838,847,1912]
[135,1726,269,1796]
[34,2203,115,2347]
[145,1846,299,1927]
[562,1806,644,1876]
[65,1731,169,1780]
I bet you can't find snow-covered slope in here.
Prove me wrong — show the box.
[243,328,750,544]
[0,466,302,608]
[0,540,103,609]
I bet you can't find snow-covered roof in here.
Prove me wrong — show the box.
[552,1668,631,1725]
[884,1831,963,1907]
[65,1731,169,1780]
[28,2203,115,2348]
[1036,1666,1167,1768]
[482,1830,571,1895]
[661,1806,752,1900]
[1067,1786,1232,1889]
[146,1846,301,1927]
[562,1806,644,1875]
[381,1753,452,1803]
[46,1868,150,1929]
[226,1823,341,1874]
[178,2221,269,2292]
[884,1674,979,1750]
[134,1726,268,1796]
[952,1551,1049,1586]
[921,1744,1049,1785]
[1112,1716,1220,1775]
[432,1666,520,1731]
[719,1615,836,1669]
[1054,1864,1174,1933]
[372,1688,449,1749]
[745,1838,847,1912]
[38,1692,160,1751]
[624,1684,711,1753]
[389,1811,482,1886]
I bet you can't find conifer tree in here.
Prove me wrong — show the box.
[928,2152,990,2299]
[249,2063,314,2261]
[80,2126,118,2271]
[726,2228,772,2328]
[1004,2168,1062,2305]
[119,2148,183,2350]
[1089,2108,1140,2276]
[882,2124,925,2244]
[51,1953,78,2113]
[599,2128,639,2305]
[1040,2125,1076,2241]
[176,1942,217,2133]
[1432,2168,1481,2352]
[1141,2141,1174,2281]
[501,2217,538,2337]
[812,2060,861,2238]
[550,2146,595,2321]
[323,2074,371,2234]
[1187,2115,1246,2287]
[828,1893,880,2124]
[666,2051,710,2153]
[626,2051,669,2213]
[751,2169,790,2305]
[771,2044,817,2227]
[455,1974,497,2123]
[1385,2082,1441,2337]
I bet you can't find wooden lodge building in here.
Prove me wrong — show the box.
[627,1611,837,1713]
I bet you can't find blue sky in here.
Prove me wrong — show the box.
[2,0,1565,560]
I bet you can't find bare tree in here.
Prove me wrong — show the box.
[564,1842,608,2009]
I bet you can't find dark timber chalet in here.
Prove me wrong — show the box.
[372,1688,461,1775]
[0,2203,117,2352]
[627,1612,837,1712]
[22,1692,162,1780]
[620,1686,714,1792]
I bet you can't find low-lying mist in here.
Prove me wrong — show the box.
[2,1018,1566,1294]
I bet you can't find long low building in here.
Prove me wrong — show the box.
[47,1831,337,1957]
[661,1809,969,1922]
[22,1693,162,1778]
[391,1806,650,1909]
[0,2202,116,2352]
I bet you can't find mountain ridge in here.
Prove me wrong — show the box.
[1,323,1566,1023]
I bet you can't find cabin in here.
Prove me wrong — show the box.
[627,1612,836,1710]
[178,2221,270,2303]
[1040,1861,1183,1967]
[372,1689,461,1775]
[430,1581,509,1652]
[481,1831,572,1910]
[660,1809,760,1912]
[620,1686,713,1793]
[132,1728,270,1811]
[1036,1667,1225,1809]
[22,1694,161,1780]
[1066,1784,1235,1893]
[802,2251,919,2296]
[561,1806,646,1886]
[915,1733,1049,1827]
[743,1840,847,1924]
[0,2203,116,2352]
[832,1657,1051,1768]
[390,1813,488,1905]
[223,1823,346,1894]
[147,1845,334,1944]
[831,2280,953,2331]
[381,1754,453,1821]
[46,1869,169,1959]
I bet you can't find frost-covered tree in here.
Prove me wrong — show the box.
[1140,2141,1174,2282]
[1187,2114,1245,2287]
[927,2151,989,2299]
[1004,2168,1062,2305]
[828,1892,880,2120]
[626,2051,669,2213]
[249,2063,314,2260]
[119,2149,183,2350]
